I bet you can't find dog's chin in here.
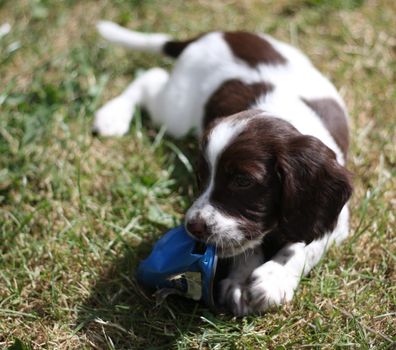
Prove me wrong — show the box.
[210,237,263,258]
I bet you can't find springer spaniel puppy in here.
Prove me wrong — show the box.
[93,21,353,316]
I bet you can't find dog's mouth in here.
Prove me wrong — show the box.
[185,218,266,257]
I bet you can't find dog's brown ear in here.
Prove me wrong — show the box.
[277,135,352,244]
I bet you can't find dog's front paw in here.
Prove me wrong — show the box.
[218,278,251,316]
[92,97,133,136]
[246,261,298,313]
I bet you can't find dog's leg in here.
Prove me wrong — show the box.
[246,206,350,314]
[218,248,264,316]
[220,206,349,316]
[93,67,169,136]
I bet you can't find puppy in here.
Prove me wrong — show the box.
[93,21,353,316]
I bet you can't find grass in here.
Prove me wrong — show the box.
[0,0,395,348]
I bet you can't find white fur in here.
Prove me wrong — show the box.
[97,21,171,53]
[95,22,350,314]
[93,68,169,135]
[206,118,248,168]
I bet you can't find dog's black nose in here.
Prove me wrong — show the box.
[91,128,99,137]
[186,218,207,240]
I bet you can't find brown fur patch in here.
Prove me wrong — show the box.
[302,97,349,158]
[223,32,287,67]
[204,79,273,128]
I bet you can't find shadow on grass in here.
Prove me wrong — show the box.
[76,238,218,349]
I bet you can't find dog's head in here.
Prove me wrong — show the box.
[185,111,352,257]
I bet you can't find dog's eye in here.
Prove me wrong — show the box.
[229,173,254,190]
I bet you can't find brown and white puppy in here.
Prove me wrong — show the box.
[93,21,352,316]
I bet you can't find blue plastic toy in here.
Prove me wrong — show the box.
[137,225,218,309]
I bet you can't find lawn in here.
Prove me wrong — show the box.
[0,0,395,349]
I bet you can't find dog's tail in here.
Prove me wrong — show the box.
[97,21,195,58]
